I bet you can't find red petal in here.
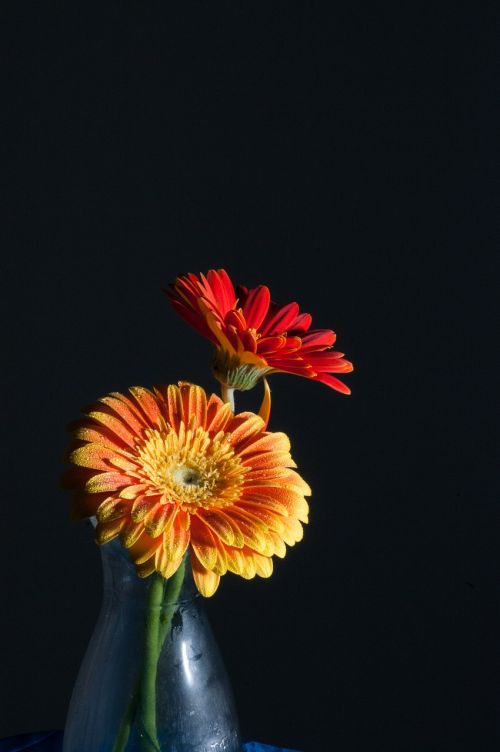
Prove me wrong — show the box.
[264,357,313,375]
[168,298,219,344]
[242,285,271,329]
[224,309,247,332]
[300,329,337,350]
[304,353,354,372]
[314,373,352,394]
[238,329,258,353]
[256,335,288,354]
[207,269,237,314]
[288,312,312,334]
[261,302,300,335]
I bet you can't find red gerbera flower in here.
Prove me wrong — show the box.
[167,269,353,395]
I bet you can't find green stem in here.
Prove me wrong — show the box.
[220,384,235,411]
[138,574,164,751]
[111,563,188,752]
[158,558,187,650]
[111,692,138,752]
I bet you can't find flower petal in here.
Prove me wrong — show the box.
[300,329,337,349]
[69,444,119,471]
[190,549,220,597]
[190,516,218,570]
[314,373,352,394]
[163,513,191,562]
[87,410,137,448]
[86,472,131,493]
[96,497,128,522]
[261,302,300,336]
[129,387,164,428]
[95,517,127,544]
[242,285,271,329]
[144,503,178,538]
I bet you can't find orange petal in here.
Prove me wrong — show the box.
[136,558,157,578]
[206,393,226,427]
[96,497,128,522]
[267,529,287,558]
[190,517,218,570]
[128,531,162,564]
[252,553,273,578]
[237,431,290,458]
[98,396,145,434]
[223,508,273,556]
[120,520,145,548]
[163,514,191,562]
[87,410,137,448]
[198,510,237,547]
[244,466,291,482]
[182,383,207,430]
[211,536,229,576]
[227,413,265,446]
[128,386,163,427]
[144,503,178,538]
[155,549,184,579]
[165,384,183,431]
[225,547,256,579]
[108,455,140,473]
[86,472,130,494]
[243,486,309,522]
[190,549,220,597]
[119,484,150,500]
[239,492,289,516]
[206,401,233,434]
[281,516,305,545]
[280,470,313,495]
[258,378,271,429]
[95,517,127,544]
[131,495,159,522]
[236,503,286,534]
[69,443,118,471]
[72,423,128,452]
[242,451,295,470]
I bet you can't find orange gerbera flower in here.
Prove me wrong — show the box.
[64,382,310,597]
[166,269,353,394]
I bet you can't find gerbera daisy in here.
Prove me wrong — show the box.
[64,382,310,597]
[166,268,353,395]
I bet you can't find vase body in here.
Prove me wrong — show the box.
[63,540,241,752]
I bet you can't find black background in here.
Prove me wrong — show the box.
[1,4,498,751]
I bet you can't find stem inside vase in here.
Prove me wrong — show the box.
[112,560,187,752]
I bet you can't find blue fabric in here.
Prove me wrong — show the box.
[0,731,300,752]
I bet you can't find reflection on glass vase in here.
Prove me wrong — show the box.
[63,538,242,752]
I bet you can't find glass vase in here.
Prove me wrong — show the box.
[63,538,242,752]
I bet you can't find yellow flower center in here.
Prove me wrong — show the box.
[136,423,245,511]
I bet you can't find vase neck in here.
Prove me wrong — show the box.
[99,540,198,606]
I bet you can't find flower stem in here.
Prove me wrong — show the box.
[112,563,187,752]
[111,692,138,752]
[221,384,235,411]
[158,558,187,650]
[138,573,164,751]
